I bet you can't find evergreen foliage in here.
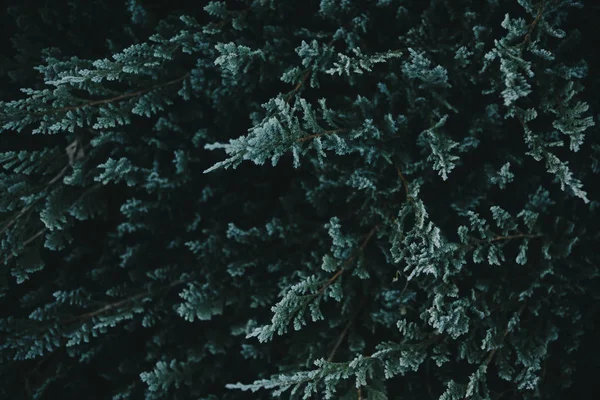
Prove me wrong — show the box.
[1,0,599,399]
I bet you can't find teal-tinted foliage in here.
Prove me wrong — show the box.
[1,0,599,399]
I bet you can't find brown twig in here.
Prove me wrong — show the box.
[0,202,36,238]
[296,128,346,143]
[284,37,336,104]
[63,279,187,324]
[394,163,414,205]
[2,183,102,265]
[214,8,250,29]
[317,269,344,297]
[0,278,191,357]
[327,317,354,362]
[0,171,63,237]
[327,299,368,362]
[47,165,71,185]
[343,224,380,270]
[483,303,526,367]
[285,68,312,104]
[520,1,548,49]
[477,232,542,244]
[0,143,93,238]
[35,72,190,116]
[457,231,543,252]
[22,228,47,247]
[311,224,380,302]
[294,225,379,339]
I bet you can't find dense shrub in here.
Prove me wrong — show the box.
[1,1,599,399]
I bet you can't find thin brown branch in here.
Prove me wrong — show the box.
[471,232,543,245]
[489,233,542,242]
[22,228,47,247]
[394,163,414,205]
[520,1,548,49]
[47,165,70,185]
[317,269,344,296]
[284,37,337,105]
[64,279,187,324]
[312,224,380,300]
[0,164,70,235]
[327,317,354,362]
[71,291,149,322]
[285,68,312,105]
[1,278,192,345]
[2,183,102,265]
[483,303,526,367]
[214,8,250,29]
[361,333,442,362]
[327,299,367,362]
[296,128,346,143]
[345,223,380,265]
[458,231,543,252]
[0,143,92,237]
[1,203,35,238]
[35,72,190,116]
